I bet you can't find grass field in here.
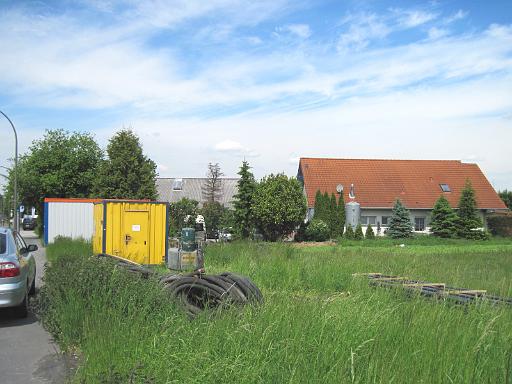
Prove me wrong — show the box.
[40,238,512,383]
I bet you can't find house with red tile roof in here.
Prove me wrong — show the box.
[297,158,508,233]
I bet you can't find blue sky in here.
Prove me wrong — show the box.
[0,0,511,190]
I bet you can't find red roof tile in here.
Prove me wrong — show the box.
[298,158,507,210]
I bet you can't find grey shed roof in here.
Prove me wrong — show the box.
[156,178,239,208]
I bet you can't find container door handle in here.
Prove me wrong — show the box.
[125,235,131,245]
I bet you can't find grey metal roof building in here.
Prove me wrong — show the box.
[156,178,239,208]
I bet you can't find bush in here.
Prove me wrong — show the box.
[354,224,364,240]
[304,219,330,242]
[344,225,354,239]
[365,224,375,239]
[487,214,512,237]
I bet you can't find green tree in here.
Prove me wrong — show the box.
[304,219,330,242]
[329,193,338,237]
[252,174,307,241]
[387,199,413,239]
[365,224,375,239]
[313,190,323,220]
[337,193,346,237]
[169,198,199,236]
[457,179,484,239]
[354,224,364,240]
[200,201,233,238]
[430,195,458,238]
[5,129,102,225]
[498,190,512,210]
[233,161,256,239]
[344,224,354,239]
[93,129,157,199]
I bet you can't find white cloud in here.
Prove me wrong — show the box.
[337,13,390,52]
[444,9,468,24]
[214,140,259,158]
[428,27,449,40]
[396,9,437,28]
[284,23,312,39]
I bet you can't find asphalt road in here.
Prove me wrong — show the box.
[0,230,67,383]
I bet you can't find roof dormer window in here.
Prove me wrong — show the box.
[172,179,183,191]
[440,183,451,192]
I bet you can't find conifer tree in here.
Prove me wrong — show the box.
[457,179,484,239]
[354,224,364,240]
[233,160,257,239]
[387,199,413,238]
[329,193,338,237]
[430,195,458,238]
[337,193,346,237]
[314,190,323,220]
[365,224,375,239]
[344,224,354,239]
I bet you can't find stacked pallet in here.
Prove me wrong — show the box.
[354,273,512,306]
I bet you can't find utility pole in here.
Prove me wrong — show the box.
[0,110,18,231]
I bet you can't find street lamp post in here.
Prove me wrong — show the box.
[0,110,18,232]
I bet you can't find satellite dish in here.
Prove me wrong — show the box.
[336,184,344,193]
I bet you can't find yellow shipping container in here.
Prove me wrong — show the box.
[93,200,168,265]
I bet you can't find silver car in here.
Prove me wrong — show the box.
[0,227,37,318]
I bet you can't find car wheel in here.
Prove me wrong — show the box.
[14,288,29,318]
[29,274,36,295]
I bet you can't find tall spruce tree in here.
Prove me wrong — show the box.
[430,195,458,238]
[387,199,413,238]
[457,179,483,238]
[233,160,257,239]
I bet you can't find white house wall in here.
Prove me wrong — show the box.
[47,202,95,244]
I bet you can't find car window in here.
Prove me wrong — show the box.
[14,233,27,252]
[0,233,6,254]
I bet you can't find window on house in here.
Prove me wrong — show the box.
[381,216,390,225]
[361,216,376,225]
[172,179,183,190]
[414,217,425,231]
[440,184,451,192]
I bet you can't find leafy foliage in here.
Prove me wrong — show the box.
[233,161,256,239]
[169,198,199,236]
[200,201,233,238]
[430,195,458,238]
[354,224,364,240]
[202,163,224,203]
[93,130,157,199]
[498,190,512,209]
[304,219,330,242]
[4,129,102,223]
[252,174,307,241]
[487,214,512,237]
[387,199,413,239]
[365,224,375,239]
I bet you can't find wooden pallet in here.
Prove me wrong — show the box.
[355,273,512,306]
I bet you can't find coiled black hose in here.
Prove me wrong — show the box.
[98,254,263,316]
[160,271,264,317]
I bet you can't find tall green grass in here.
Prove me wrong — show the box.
[40,238,512,383]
